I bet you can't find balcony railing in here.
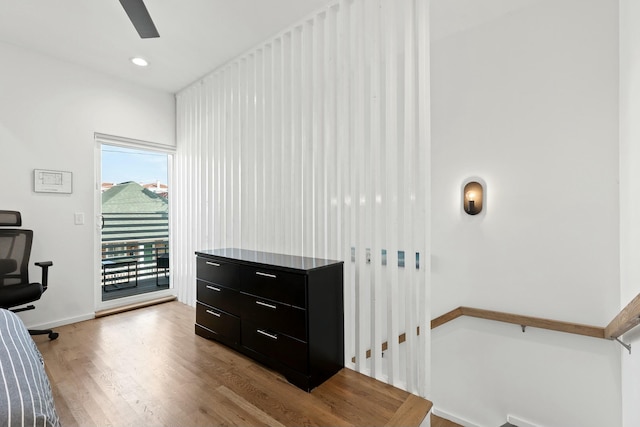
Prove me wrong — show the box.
[101,238,169,288]
[101,213,169,289]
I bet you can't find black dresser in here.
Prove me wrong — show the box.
[195,248,344,392]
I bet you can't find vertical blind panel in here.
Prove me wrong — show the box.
[175,0,429,397]
[415,0,430,398]
[402,0,417,394]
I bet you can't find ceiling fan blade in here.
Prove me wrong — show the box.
[119,0,159,38]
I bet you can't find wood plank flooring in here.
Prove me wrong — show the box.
[35,301,432,427]
[431,414,462,427]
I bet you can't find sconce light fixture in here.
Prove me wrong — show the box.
[463,180,484,215]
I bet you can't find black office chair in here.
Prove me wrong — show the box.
[0,210,58,340]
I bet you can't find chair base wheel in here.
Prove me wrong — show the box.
[28,329,59,340]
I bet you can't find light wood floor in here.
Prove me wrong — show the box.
[431,414,462,427]
[36,301,432,426]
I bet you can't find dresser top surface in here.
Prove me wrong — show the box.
[196,248,343,272]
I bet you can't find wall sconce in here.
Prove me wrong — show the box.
[463,181,484,215]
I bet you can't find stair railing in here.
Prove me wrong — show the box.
[352,292,640,362]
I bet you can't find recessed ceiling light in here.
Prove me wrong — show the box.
[131,57,148,67]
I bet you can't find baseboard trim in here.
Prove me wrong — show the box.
[432,407,481,427]
[25,312,95,330]
[95,295,177,318]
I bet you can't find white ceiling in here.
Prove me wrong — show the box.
[0,0,332,93]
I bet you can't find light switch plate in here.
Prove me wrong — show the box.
[74,212,85,225]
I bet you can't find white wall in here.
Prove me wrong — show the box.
[0,41,175,328]
[619,1,640,426]
[430,1,621,426]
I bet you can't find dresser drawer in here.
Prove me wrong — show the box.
[240,293,306,341]
[242,321,308,373]
[197,257,239,289]
[239,266,306,308]
[197,280,240,315]
[196,302,240,344]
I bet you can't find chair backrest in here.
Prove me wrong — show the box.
[0,211,32,286]
[0,211,21,227]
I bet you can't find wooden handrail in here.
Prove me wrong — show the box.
[352,293,640,362]
[431,307,464,329]
[351,328,420,363]
[433,293,640,340]
[433,307,605,339]
[605,293,640,339]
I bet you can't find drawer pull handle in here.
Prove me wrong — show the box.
[206,285,221,292]
[256,271,277,279]
[206,261,221,267]
[256,301,277,310]
[257,329,278,340]
[206,310,221,318]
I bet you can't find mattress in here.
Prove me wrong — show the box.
[0,309,60,427]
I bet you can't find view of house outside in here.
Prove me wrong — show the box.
[100,145,170,300]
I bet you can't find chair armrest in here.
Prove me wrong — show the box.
[35,261,53,267]
[35,261,53,290]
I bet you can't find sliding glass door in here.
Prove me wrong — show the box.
[96,138,173,308]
